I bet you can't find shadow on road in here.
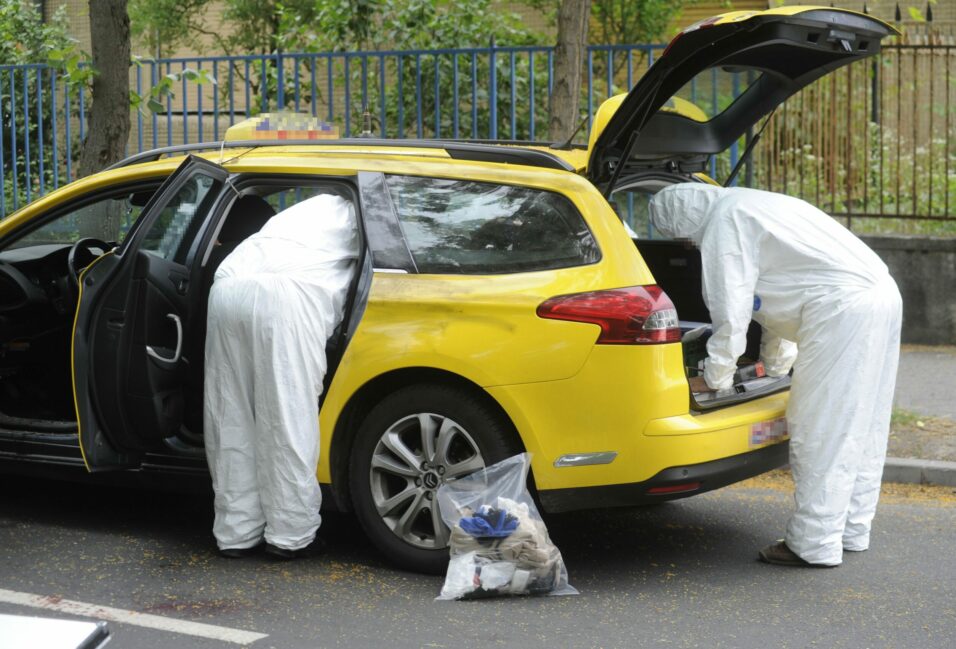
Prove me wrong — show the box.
[1,471,774,581]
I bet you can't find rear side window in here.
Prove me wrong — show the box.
[383,175,600,274]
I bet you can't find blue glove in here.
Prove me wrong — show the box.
[459,505,519,538]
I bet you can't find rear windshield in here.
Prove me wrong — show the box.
[666,68,763,123]
[384,175,601,274]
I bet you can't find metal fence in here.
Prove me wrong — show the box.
[2,40,954,233]
[756,42,956,235]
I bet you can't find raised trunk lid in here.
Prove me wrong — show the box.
[587,6,897,191]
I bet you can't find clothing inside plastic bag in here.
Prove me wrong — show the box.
[436,453,577,600]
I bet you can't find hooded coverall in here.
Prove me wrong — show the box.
[203,194,358,552]
[649,184,902,566]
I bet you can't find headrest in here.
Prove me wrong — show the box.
[218,195,276,243]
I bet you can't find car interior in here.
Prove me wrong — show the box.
[0,180,361,448]
[0,188,158,430]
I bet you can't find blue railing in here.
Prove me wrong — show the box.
[1,44,679,216]
[4,42,952,230]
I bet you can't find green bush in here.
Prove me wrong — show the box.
[0,1,80,212]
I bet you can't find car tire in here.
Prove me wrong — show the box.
[348,383,520,574]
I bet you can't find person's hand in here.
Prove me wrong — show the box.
[688,375,715,393]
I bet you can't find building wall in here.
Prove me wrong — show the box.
[47,0,91,53]
[782,0,954,23]
[499,1,772,42]
[48,1,789,58]
[862,236,956,345]
[45,0,230,58]
[48,1,952,57]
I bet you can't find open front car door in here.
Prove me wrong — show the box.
[73,156,229,471]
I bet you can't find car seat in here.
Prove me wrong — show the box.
[182,195,276,440]
[206,195,277,273]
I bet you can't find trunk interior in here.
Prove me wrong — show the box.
[614,173,790,410]
[636,239,790,410]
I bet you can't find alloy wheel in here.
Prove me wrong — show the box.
[368,412,485,550]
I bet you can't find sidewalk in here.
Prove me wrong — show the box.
[885,345,956,486]
[893,345,956,420]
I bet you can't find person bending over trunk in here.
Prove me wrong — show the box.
[204,193,358,560]
[649,183,902,568]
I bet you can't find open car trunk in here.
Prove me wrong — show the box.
[637,238,791,410]
[612,173,791,411]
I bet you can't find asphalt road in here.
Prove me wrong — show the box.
[2,472,954,649]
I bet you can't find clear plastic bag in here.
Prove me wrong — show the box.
[435,453,577,600]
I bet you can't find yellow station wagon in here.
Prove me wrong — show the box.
[0,7,893,571]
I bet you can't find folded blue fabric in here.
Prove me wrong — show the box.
[459,505,519,538]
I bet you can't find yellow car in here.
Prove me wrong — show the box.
[0,7,893,572]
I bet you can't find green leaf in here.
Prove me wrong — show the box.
[907,6,925,21]
[196,69,217,85]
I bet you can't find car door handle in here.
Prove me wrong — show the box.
[146,313,183,365]
[169,272,189,295]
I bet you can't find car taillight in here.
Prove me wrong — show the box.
[662,16,720,55]
[536,285,681,345]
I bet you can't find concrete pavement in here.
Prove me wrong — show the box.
[894,346,956,420]
[885,346,956,486]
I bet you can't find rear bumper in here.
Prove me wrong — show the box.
[537,440,788,513]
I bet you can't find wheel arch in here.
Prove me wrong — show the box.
[327,367,524,512]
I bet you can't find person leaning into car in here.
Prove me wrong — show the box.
[203,193,359,560]
[650,183,902,568]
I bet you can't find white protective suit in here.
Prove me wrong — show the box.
[650,184,902,566]
[204,194,359,551]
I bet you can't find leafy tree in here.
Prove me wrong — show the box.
[128,0,212,58]
[0,0,74,63]
[527,0,686,44]
[529,0,689,140]
[274,0,540,52]
[223,0,327,54]
[330,0,545,138]
[589,0,686,45]
[131,0,545,135]
[0,1,76,209]
[130,0,321,57]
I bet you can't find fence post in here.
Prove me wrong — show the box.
[489,36,498,140]
[865,3,880,125]
[277,50,285,109]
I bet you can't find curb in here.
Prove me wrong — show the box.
[883,457,956,487]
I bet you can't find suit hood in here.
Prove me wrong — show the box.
[649,183,724,242]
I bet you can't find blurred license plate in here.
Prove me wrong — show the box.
[750,417,788,447]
